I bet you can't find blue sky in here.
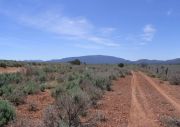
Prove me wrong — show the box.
[0,0,179,60]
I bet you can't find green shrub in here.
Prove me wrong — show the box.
[13,63,23,67]
[118,63,124,68]
[67,75,75,81]
[69,59,81,65]
[51,85,66,98]
[39,74,46,83]
[43,65,57,73]
[40,84,46,92]
[94,78,112,90]
[23,82,39,95]
[57,76,64,83]
[0,73,22,87]
[79,79,102,102]
[0,85,13,96]
[8,87,25,106]
[33,69,47,83]
[0,63,7,68]
[56,93,88,127]
[109,75,117,80]
[0,100,16,126]
[0,85,25,105]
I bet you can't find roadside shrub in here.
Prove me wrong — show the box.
[0,100,16,126]
[161,116,180,127]
[169,74,180,85]
[94,78,112,91]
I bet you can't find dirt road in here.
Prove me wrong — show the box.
[95,71,180,127]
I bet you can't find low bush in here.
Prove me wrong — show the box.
[23,81,39,95]
[0,100,16,126]
[51,85,66,98]
[0,73,22,87]
[0,85,25,105]
[94,78,112,91]
[161,116,180,127]
[69,59,81,65]
[95,111,107,122]
[0,63,7,68]
[43,65,57,73]
[8,89,25,106]
[56,93,88,127]
[169,74,180,85]
[118,63,124,68]
[40,84,46,92]
[28,102,38,112]
[109,75,117,80]
[56,76,64,83]
[43,105,60,127]
[0,85,13,96]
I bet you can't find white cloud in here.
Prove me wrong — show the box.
[141,24,156,42]
[5,10,119,47]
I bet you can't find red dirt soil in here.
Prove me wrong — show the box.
[0,67,24,74]
[87,71,180,127]
[7,90,54,127]
[85,75,132,127]
[0,67,26,101]
[16,90,54,120]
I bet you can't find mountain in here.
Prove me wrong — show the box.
[134,58,180,64]
[48,55,131,64]
[134,59,164,64]
[24,60,44,62]
[165,58,180,64]
[47,55,180,64]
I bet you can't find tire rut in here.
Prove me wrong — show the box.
[128,71,158,127]
[139,71,180,112]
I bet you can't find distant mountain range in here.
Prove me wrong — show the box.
[45,55,180,64]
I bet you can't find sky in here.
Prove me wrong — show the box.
[0,0,180,61]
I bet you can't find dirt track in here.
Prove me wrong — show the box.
[96,71,180,127]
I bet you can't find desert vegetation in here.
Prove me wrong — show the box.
[138,64,180,85]
[0,62,130,127]
[0,61,180,127]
